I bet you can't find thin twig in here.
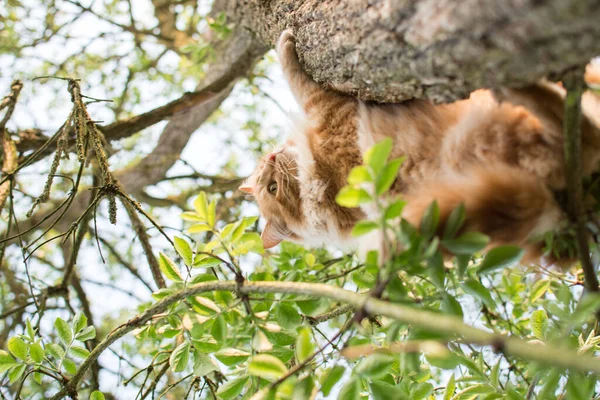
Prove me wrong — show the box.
[121,198,166,289]
[563,70,600,294]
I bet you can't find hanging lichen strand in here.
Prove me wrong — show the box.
[27,78,117,224]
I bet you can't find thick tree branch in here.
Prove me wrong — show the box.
[11,28,267,243]
[49,280,600,399]
[15,76,237,156]
[222,0,600,102]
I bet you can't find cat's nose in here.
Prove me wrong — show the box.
[268,152,277,161]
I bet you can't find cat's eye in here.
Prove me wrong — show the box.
[268,182,278,194]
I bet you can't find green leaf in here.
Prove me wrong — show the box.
[189,296,221,315]
[90,391,106,400]
[538,369,561,399]
[376,157,404,195]
[214,348,250,366]
[75,326,96,342]
[193,255,222,268]
[444,374,456,400]
[293,376,315,400]
[248,354,288,381]
[34,371,42,385]
[193,351,219,376]
[566,371,595,400]
[174,236,193,266]
[266,348,294,366]
[262,330,294,347]
[463,279,494,307]
[8,363,26,384]
[30,342,44,363]
[320,365,345,396]
[491,360,501,388]
[69,346,90,359]
[336,187,372,208]
[181,211,203,222]
[207,199,217,227]
[296,298,329,316]
[355,353,395,378]
[347,165,373,184]
[45,343,65,360]
[211,315,227,343]
[530,309,548,340]
[412,382,433,399]
[442,232,489,255]
[55,317,73,347]
[304,253,316,267]
[571,293,600,323]
[384,200,406,220]
[229,216,258,242]
[351,220,379,237]
[420,201,440,239]
[234,232,264,255]
[72,311,88,335]
[0,350,18,374]
[26,319,35,340]
[456,254,470,278]
[188,223,212,234]
[192,337,220,353]
[7,337,28,360]
[274,304,302,330]
[295,327,315,363]
[216,376,249,399]
[158,252,184,282]
[193,192,208,221]
[443,203,465,239]
[530,279,551,303]
[478,245,524,275]
[170,341,191,372]
[63,358,77,375]
[152,288,174,300]
[364,137,393,175]
[189,273,218,284]
[370,381,403,400]
[337,379,361,400]
[441,294,463,318]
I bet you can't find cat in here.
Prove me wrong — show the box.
[240,29,600,262]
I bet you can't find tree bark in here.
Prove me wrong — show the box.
[223,0,600,103]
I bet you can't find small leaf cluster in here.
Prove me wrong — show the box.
[1,312,98,395]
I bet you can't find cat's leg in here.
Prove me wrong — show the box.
[493,82,600,177]
[276,30,327,111]
[401,164,563,260]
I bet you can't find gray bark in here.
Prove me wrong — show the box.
[223,0,600,103]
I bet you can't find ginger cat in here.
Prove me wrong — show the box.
[240,30,600,261]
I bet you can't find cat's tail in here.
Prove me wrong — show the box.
[402,164,564,260]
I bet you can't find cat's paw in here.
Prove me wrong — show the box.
[276,29,298,64]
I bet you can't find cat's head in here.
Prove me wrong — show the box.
[239,147,306,249]
[240,142,365,250]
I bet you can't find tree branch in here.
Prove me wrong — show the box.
[563,69,600,294]
[0,80,22,210]
[48,280,600,398]
[10,27,267,243]
[222,0,600,102]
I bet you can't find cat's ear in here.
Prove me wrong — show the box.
[239,180,254,194]
[261,221,287,249]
